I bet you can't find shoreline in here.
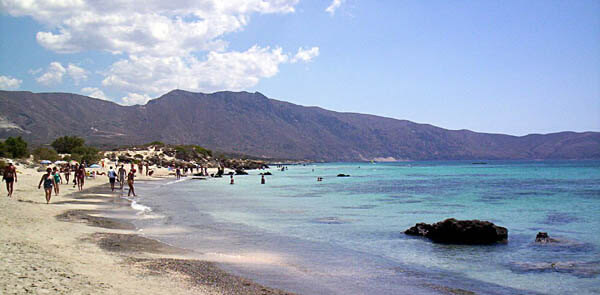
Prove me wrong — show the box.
[0,167,296,295]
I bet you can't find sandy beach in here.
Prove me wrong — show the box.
[0,163,295,295]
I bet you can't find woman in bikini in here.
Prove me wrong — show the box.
[127,169,136,197]
[64,165,71,184]
[77,164,86,191]
[38,167,56,204]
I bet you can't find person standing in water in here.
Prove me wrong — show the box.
[261,174,265,184]
[176,167,181,179]
[127,169,136,196]
[118,165,126,190]
[52,167,62,196]
[38,168,56,204]
[230,174,234,185]
[2,161,17,198]
[107,166,117,192]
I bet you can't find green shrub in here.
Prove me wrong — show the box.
[51,136,85,153]
[3,136,28,158]
[71,146,100,165]
[33,147,59,162]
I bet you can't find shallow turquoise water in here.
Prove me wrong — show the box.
[133,161,600,294]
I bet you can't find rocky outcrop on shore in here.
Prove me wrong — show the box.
[405,218,508,245]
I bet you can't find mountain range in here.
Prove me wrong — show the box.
[1,90,599,161]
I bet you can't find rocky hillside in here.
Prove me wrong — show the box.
[1,90,598,161]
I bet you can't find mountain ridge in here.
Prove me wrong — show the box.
[1,90,599,161]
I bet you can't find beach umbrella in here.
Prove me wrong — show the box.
[54,160,67,164]
[40,160,52,164]
[89,164,101,168]
[70,160,78,165]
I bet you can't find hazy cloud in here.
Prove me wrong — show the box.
[67,64,88,84]
[292,47,320,63]
[81,87,109,100]
[36,62,66,85]
[121,92,152,105]
[0,75,22,90]
[325,0,345,15]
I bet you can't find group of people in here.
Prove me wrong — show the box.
[37,163,87,203]
[106,165,136,196]
[1,159,141,204]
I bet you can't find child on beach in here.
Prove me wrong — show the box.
[2,161,17,198]
[52,167,62,196]
[38,168,56,204]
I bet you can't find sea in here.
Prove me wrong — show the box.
[127,161,600,295]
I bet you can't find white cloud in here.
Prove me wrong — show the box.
[36,62,66,86]
[102,45,291,95]
[291,47,320,63]
[67,64,88,84]
[2,0,320,96]
[1,0,300,56]
[325,0,345,15]
[121,92,152,105]
[81,87,109,100]
[0,75,22,90]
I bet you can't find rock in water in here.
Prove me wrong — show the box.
[404,218,508,244]
[535,232,558,244]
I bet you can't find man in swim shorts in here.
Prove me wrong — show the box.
[2,161,17,198]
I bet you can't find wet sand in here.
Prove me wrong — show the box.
[0,166,295,295]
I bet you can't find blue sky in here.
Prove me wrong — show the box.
[0,0,598,135]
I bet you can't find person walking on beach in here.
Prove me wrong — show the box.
[127,169,136,197]
[64,165,71,184]
[261,174,265,184]
[176,167,181,180]
[38,168,56,204]
[107,166,117,192]
[118,165,126,189]
[76,164,86,191]
[2,161,17,198]
[52,167,62,196]
[145,163,149,176]
[230,174,234,185]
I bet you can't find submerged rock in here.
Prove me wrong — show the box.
[535,232,559,244]
[404,218,508,245]
[235,169,248,175]
[510,261,600,278]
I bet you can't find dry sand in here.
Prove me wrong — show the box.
[0,163,294,295]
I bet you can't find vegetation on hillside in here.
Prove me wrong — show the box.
[0,136,28,158]
[51,136,85,153]
[32,147,59,162]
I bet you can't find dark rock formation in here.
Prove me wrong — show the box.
[404,218,508,244]
[535,232,559,244]
[235,169,248,175]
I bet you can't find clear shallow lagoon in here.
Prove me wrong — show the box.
[132,161,600,294]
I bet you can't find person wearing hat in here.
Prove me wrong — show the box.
[2,161,17,198]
